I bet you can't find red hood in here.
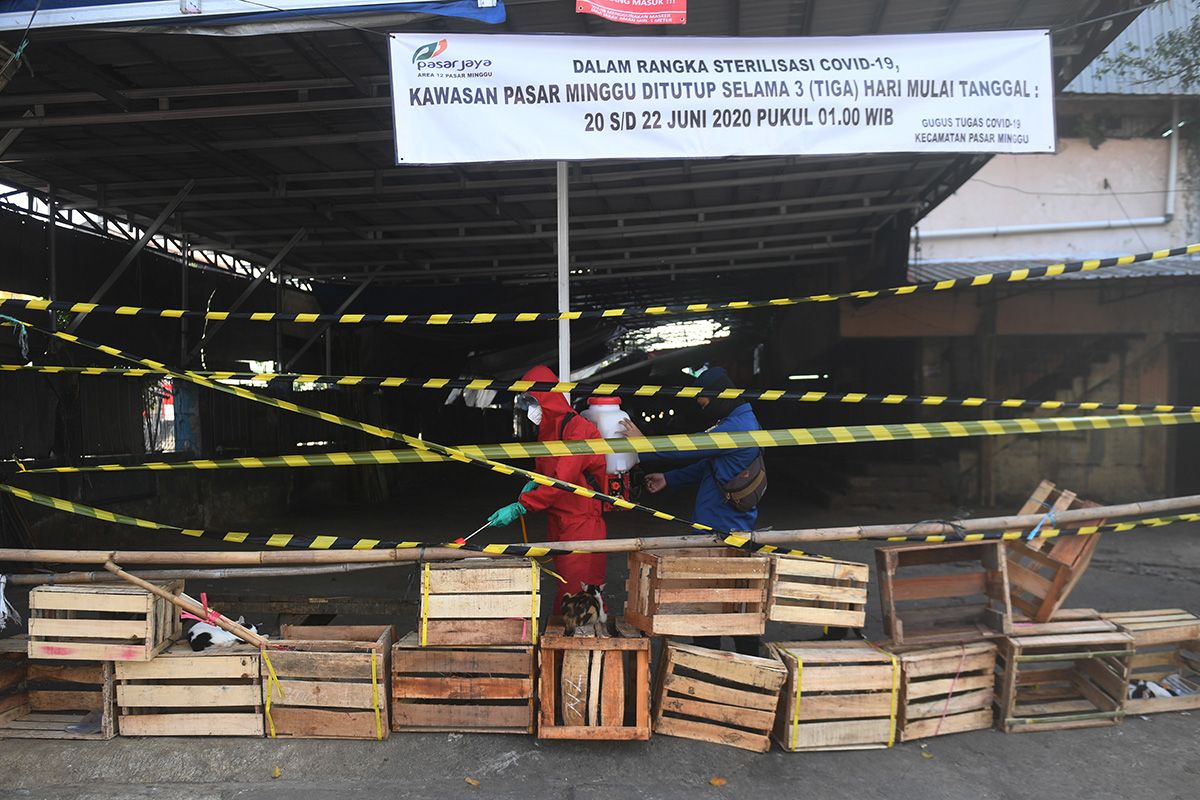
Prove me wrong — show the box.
[522,365,573,435]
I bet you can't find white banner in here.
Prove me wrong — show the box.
[388,31,1055,164]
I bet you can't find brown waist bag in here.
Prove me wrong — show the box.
[710,451,767,513]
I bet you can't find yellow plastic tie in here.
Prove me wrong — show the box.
[886,651,899,747]
[420,562,430,646]
[530,559,540,645]
[785,648,804,751]
[371,651,383,741]
[261,649,284,739]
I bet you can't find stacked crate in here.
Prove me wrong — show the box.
[393,559,540,735]
[625,548,770,637]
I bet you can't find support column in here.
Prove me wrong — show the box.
[47,185,57,333]
[556,161,570,382]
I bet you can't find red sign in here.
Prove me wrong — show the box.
[577,0,686,26]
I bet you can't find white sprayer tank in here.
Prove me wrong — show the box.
[582,397,639,474]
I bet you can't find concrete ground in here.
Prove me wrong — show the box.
[2,483,1198,799]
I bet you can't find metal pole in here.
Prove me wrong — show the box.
[556,160,570,382]
[47,184,57,332]
[180,217,188,365]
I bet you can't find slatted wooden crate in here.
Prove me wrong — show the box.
[884,641,997,741]
[391,632,534,734]
[770,641,899,752]
[1006,480,1105,623]
[0,636,115,740]
[418,559,541,646]
[116,641,263,737]
[876,541,1012,646]
[652,642,786,752]
[626,548,770,637]
[768,554,869,629]
[538,617,650,741]
[996,618,1133,733]
[27,581,183,662]
[264,625,395,740]
[1100,609,1200,715]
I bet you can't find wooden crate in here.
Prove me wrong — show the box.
[626,548,770,637]
[418,559,541,646]
[1100,609,1200,715]
[876,541,1012,646]
[27,581,183,662]
[771,641,899,752]
[264,625,395,740]
[652,642,786,752]
[116,641,263,737]
[538,617,650,741]
[0,636,115,740]
[768,554,869,629]
[996,618,1133,733]
[392,632,534,734]
[885,641,997,741]
[1006,480,1104,623]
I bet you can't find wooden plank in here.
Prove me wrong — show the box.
[560,650,589,727]
[773,644,892,663]
[901,650,996,680]
[906,688,993,720]
[657,557,770,580]
[277,625,392,645]
[655,588,765,605]
[392,702,532,731]
[662,674,779,712]
[422,594,533,619]
[275,679,377,709]
[659,695,774,730]
[117,683,260,708]
[28,641,150,662]
[1012,632,1129,649]
[395,676,533,702]
[1124,694,1200,715]
[898,605,986,627]
[394,649,531,675]
[30,590,150,614]
[426,566,532,594]
[882,542,994,568]
[1007,560,1055,596]
[795,665,897,693]
[26,690,102,712]
[905,674,994,700]
[540,650,557,729]
[267,707,381,739]
[28,618,148,640]
[117,655,258,681]
[891,573,987,602]
[788,718,892,750]
[420,619,532,646]
[537,725,648,740]
[668,646,785,690]
[650,613,765,637]
[538,635,648,652]
[769,606,865,627]
[792,692,893,721]
[586,649,602,726]
[654,715,770,752]
[774,556,869,582]
[600,651,625,728]
[117,713,263,737]
[266,651,373,680]
[771,583,867,604]
[902,708,992,740]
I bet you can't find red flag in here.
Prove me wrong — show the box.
[577,0,686,26]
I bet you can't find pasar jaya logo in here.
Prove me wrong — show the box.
[412,39,448,63]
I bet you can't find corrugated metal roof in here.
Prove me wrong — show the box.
[1067,0,1200,96]
[908,256,1200,283]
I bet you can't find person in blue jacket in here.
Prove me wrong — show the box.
[619,365,764,654]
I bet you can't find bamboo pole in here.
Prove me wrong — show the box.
[0,492,1194,566]
[6,561,404,586]
[103,561,267,648]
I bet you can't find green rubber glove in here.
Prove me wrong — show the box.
[488,501,527,527]
[520,480,537,495]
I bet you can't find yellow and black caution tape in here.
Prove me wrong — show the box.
[36,325,724,539]
[4,362,1198,419]
[20,410,1200,475]
[2,244,1197,326]
[3,482,1197,561]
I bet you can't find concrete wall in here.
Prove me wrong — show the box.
[912,136,1194,260]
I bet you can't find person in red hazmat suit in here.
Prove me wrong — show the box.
[486,365,608,612]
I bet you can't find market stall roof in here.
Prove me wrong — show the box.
[0,0,1144,312]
